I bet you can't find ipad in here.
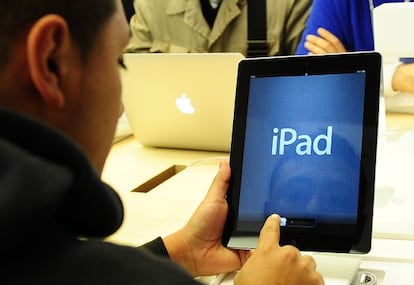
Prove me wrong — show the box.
[222,52,381,253]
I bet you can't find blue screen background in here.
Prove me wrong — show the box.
[237,73,366,230]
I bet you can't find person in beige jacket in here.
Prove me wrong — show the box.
[126,0,312,56]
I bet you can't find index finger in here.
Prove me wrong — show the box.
[257,214,281,250]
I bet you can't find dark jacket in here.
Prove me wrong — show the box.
[0,107,200,284]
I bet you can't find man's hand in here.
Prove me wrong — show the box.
[392,63,414,93]
[304,27,346,54]
[234,215,324,285]
[163,161,251,276]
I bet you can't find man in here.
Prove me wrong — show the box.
[126,0,312,56]
[0,0,324,284]
[296,0,414,113]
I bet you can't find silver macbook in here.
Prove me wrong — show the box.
[373,2,414,59]
[373,2,414,113]
[121,53,243,152]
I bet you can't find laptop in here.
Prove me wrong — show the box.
[373,2,414,113]
[121,53,244,152]
[373,2,414,59]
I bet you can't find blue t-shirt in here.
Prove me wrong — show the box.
[296,0,410,54]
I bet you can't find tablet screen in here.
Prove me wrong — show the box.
[223,52,381,253]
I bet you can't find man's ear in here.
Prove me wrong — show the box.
[26,15,72,109]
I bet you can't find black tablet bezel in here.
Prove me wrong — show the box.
[222,52,381,253]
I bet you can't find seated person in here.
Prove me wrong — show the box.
[0,0,324,284]
[296,0,414,113]
[122,0,135,22]
[126,0,313,56]
[119,0,314,140]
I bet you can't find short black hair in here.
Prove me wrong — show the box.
[0,0,116,68]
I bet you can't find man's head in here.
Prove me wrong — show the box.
[0,0,116,68]
[0,0,130,172]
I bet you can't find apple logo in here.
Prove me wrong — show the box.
[175,93,195,114]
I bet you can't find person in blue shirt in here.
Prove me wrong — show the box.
[295,0,410,54]
[297,0,414,113]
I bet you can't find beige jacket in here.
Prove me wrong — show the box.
[127,0,312,56]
